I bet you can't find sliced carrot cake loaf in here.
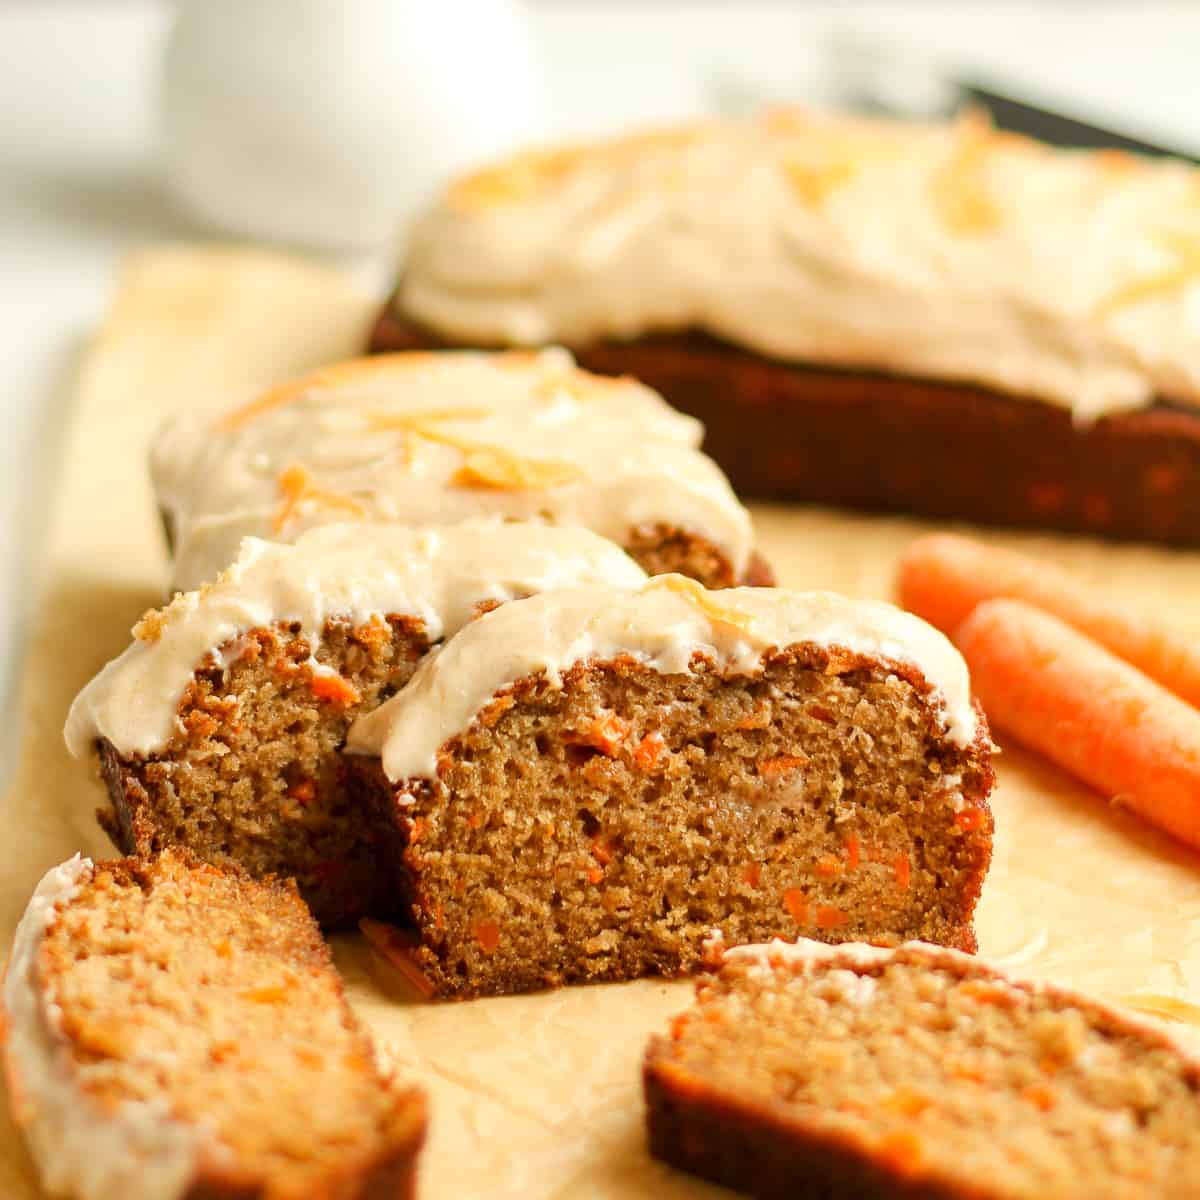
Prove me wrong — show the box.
[644,937,1200,1200]
[66,520,647,926]
[152,348,765,592]
[371,109,1200,546]
[345,576,994,998]
[4,850,426,1200]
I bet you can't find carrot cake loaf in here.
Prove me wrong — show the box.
[152,348,766,592]
[3,850,426,1200]
[345,576,994,998]
[66,520,648,926]
[372,109,1200,546]
[644,937,1200,1200]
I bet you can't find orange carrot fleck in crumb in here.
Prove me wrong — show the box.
[742,863,762,888]
[473,920,501,953]
[434,904,445,931]
[735,702,770,730]
[214,939,233,959]
[586,866,604,885]
[466,811,483,830]
[884,1088,933,1117]
[814,855,844,879]
[567,711,627,757]
[633,732,665,770]
[877,1130,923,1174]
[590,835,614,866]
[294,1046,324,1069]
[807,704,836,725]
[815,905,848,930]
[241,985,289,1004]
[479,694,515,728]
[892,852,912,889]
[670,1014,689,1040]
[783,889,809,924]
[758,754,807,778]
[1023,1083,1058,1111]
[946,1057,989,1084]
[835,1099,871,1117]
[286,779,315,804]
[210,1040,237,1063]
[310,673,360,705]
[959,980,1014,1007]
[844,833,861,870]
[407,818,426,844]
[354,618,390,652]
[955,807,984,832]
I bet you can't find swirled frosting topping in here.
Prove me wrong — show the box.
[399,109,1200,419]
[152,349,751,590]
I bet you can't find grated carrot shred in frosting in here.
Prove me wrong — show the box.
[1095,231,1200,317]
[931,108,1003,235]
[273,465,367,533]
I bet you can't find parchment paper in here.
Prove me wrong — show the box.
[5,245,1200,1197]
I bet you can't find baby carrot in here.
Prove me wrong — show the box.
[898,534,1200,709]
[955,599,1200,851]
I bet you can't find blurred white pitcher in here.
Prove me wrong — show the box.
[160,0,543,251]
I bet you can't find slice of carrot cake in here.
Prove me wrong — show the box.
[345,576,994,998]
[4,850,426,1200]
[152,348,765,592]
[66,520,647,926]
[644,937,1200,1200]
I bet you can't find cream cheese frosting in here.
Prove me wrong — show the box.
[399,109,1200,420]
[3,856,207,1200]
[151,348,752,590]
[346,576,977,782]
[65,520,647,759]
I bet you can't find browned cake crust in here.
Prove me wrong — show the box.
[96,615,431,929]
[372,304,1200,547]
[643,942,1200,1200]
[20,850,426,1200]
[348,648,994,1000]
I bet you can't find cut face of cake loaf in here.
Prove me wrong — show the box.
[645,938,1200,1200]
[373,109,1200,546]
[66,520,647,927]
[152,348,766,592]
[3,850,426,1200]
[345,576,994,998]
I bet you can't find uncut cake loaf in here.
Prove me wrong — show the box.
[372,108,1200,546]
[644,937,1200,1200]
[3,850,426,1200]
[66,520,647,926]
[345,575,994,998]
[153,347,766,592]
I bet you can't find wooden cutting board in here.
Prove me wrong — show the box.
[3,246,1200,1198]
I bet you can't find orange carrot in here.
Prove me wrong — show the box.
[955,599,1200,850]
[310,673,361,705]
[472,920,501,953]
[898,534,1200,709]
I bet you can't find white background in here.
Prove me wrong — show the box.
[2,0,1199,778]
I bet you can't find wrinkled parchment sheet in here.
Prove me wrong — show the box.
[4,246,1200,1197]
